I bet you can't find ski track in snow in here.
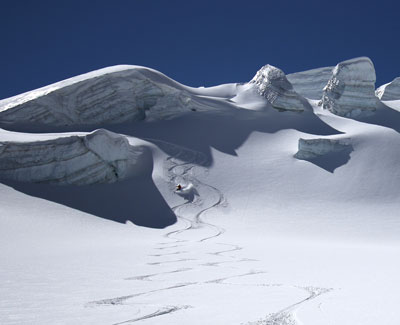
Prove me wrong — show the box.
[85,140,333,324]
[148,250,188,257]
[111,305,192,325]
[208,243,243,256]
[87,283,197,306]
[243,287,333,325]
[147,258,196,266]
[124,268,192,281]
[157,140,227,244]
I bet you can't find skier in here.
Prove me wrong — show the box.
[176,184,182,191]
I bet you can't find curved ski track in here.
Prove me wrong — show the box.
[86,139,333,324]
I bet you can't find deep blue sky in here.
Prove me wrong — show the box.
[1,0,399,99]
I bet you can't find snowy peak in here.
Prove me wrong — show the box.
[375,77,400,100]
[319,57,377,117]
[249,64,306,112]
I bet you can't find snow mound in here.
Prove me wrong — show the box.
[0,66,207,126]
[0,129,145,185]
[287,66,334,99]
[249,64,306,112]
[319,57,377,117]
[375,77,400,101]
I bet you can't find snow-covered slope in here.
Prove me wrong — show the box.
[1,58,400,325]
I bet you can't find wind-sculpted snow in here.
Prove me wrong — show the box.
[0,129,145,185]
[249,64,306,112]
[287,67,334,100]
[375,77,400,101]
[0,66,208,126]
[2,57,400,325]
[319,57,377,117]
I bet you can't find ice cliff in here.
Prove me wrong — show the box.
[319,57,377,117]
[0,58,389,126]
[375,77,400,101]
[249,64,306,112]
[0,66,203,126]
[287,67,334,100]
[0,129,145,185]
[295,138,353,160]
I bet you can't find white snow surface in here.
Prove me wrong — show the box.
[1,60,400,325]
